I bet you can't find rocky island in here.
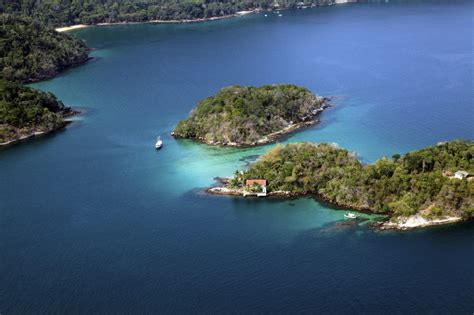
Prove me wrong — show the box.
[209,140,474,229]
[172,84,330,147]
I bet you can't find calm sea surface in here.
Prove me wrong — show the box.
[1,1,473,313]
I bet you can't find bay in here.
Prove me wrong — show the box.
[1,1,473,313]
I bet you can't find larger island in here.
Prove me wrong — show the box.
[209,140,474,229]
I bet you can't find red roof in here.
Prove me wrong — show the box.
[246,179,267,187]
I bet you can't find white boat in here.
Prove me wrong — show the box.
[344,212,358,219]
[155,136,163,149]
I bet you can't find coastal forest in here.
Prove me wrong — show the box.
[0,80,70,143]
[0,14,89,83]
[1,0,337,26]
[0,14,89,143]
[0,1,336,145]
[229,141,474,219]
[173,84,329,146]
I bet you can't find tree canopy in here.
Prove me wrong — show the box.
[173,84,328,146]
[0,0,336,26]
[0,14,89,83]
[0,79,68,143]
[230,141,474,219]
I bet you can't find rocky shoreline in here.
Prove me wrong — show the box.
[207,186,294,197]
[379,215,463,230]
[22,56,92,84]
[172,97,331,147]
[206,183,469,230]
[0,108,79,147]
[173,119,320,147]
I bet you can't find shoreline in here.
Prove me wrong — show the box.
[178,119,320,148]
[172,97,331,147]
[23,56,93,84]
[0,109,79,148]
[206,185,469,230]
[55,10,256,32]
[55,24,89,32]
[207,185,372,213]
[0,123,69,147]
[54,0,361,33]
[380,215,463,230]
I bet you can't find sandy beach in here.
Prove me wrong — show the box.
[55,10,256,31]
[55,24,89,32]
[97,10,256,27]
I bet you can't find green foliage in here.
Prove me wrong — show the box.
[0,0,338,26]
[173,84,327,145]
[0,14,89,83]
[0,79,66,142]
[233,141,474,218]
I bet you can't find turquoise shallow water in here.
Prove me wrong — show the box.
[1,1,473,313]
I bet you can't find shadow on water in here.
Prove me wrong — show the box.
[239,154,260,165]
[0,128,69,153]
[173,137,260,157]
[290,216,474,249]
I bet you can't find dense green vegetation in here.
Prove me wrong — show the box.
[229,141,474,219]
[0,14,89,83]
[0,80,69,143]
[173,84,329,146]
[1,0,336,26]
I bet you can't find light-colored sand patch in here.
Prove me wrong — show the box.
[383,214,462,229]
[236,10,254,16]
[55,24,89,32]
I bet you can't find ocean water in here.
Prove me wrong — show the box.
[1,1,473,313]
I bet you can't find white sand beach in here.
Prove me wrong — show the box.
[55,24,89,32]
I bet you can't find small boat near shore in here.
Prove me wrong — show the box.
[155,136,163,149]
[344,212,359,219]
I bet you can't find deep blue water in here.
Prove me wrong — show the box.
[1,1,473,313]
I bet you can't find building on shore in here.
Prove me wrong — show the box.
[454,170,469,180]
[244,179,267,197]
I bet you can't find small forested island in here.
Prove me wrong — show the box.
[172,84,330,146]
[1,0,349,27]
[0,14,90,83]
[0,80,75,145]
[209,140,474,229]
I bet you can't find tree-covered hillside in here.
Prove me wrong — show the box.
[0,14,89,83]
[229,141,474,219]
[0,0,337,26]
[173,84,329,146]
[0,80,70,143]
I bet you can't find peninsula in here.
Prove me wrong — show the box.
[172,84,330,147]
[209,140,474,229]
[0,80,76,146]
